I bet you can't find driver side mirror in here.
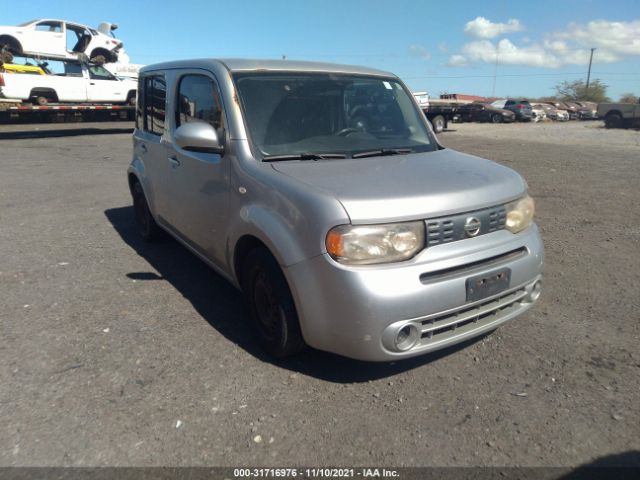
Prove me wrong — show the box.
[174,122,224,154]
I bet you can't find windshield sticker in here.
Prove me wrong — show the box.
[383,81,392,90]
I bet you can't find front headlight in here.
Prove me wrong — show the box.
[505,195,535,233]
[326,221,425,265]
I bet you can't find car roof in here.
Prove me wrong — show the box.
[25,19,88,27]
[28,19,70,23]
[140,58,396,77]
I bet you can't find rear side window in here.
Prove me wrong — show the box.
[140,75,166,136]
[175,74,225,131]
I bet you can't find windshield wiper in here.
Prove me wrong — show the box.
[262,153,347,162]
[351,148,414,159]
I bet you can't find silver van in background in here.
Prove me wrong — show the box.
[128,59,543,361]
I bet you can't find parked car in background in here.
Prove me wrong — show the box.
[539,102,569,121]
[598,99,640,128]
[575,101,598,120]
[537,103,558,121]
[563,102,581,120]
[543,101,577,119]
[491,99,533,121]
[0,19,123,64]
[129,58,544,361]
[531,104,547,122]
[456,102,515,123]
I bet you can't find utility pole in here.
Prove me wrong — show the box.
[586,48,596,90]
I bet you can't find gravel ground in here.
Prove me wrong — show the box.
[0,121,638,468]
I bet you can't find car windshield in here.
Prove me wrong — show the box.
[233,72,436,159]
[18,20,39,26]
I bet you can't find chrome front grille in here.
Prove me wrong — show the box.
[419,286,527,342]
[426,206,507,247]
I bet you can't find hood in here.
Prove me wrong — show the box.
[271,149,526,223]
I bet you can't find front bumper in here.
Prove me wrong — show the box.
[285,225,544,361]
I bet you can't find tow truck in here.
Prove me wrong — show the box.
[412,91,460,133]
[0,57,135,123]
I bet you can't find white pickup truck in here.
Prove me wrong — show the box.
[0,62,136,105]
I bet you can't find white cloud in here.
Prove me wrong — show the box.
[449,19,640,68]
[462,39,560,67]
[464,16,523,39]
[409,44,431,60]
[447,54,468,67]
[549,20,640,56]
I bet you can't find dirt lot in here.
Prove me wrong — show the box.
[0,121,638,468]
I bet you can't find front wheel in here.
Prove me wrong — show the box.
[242,248,306,358]
[491,114,503,124]
[431,115,445,133]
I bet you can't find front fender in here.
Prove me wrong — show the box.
[227,203,312,276]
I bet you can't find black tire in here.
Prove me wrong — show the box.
[0,37,20,63]
[126,91,137,106]
[242,248,306,358]
[0,50,13,64]
[431,115,445,134]
[132,181,162,242]
[35,96,48,106]
[491,114,503,124]
[604,113,623,129]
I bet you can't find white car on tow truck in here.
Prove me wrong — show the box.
[0,60,136,105]
[0,19,123,64]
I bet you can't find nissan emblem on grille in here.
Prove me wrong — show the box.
[464,217,481,237]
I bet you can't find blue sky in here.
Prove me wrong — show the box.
[6,0,640,99]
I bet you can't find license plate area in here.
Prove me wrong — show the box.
[466,268,511,302]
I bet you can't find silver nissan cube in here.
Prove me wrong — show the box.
[128,59,544,361]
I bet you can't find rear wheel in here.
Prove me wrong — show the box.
[242,248,306,358]
[604,112,623,129]
[35,96,49,106]
[126,91,137,106]
[0,37,20,63]
[132,181,162,242]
